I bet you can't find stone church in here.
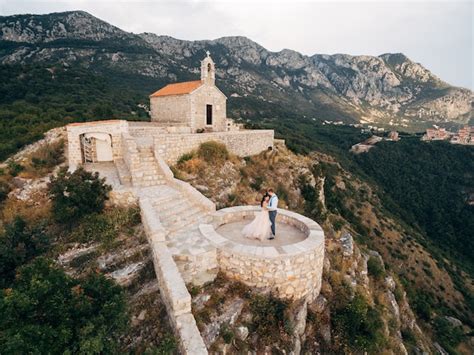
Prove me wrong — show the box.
[149,52,228,132]
[66,52,273,170]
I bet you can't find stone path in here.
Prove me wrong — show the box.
[135,185,218,285]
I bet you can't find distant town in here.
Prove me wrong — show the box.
[344,124,474,154]
[421,125,474,145]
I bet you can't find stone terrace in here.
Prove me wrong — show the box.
[68,121,324,354]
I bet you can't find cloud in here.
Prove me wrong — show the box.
[0,0,472,89]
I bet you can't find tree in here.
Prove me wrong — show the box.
[0,217,49,288]
[0,258,128,354]
[48,167,111,223]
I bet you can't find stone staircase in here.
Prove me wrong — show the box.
[149,190,217,283]
[134,147,166,187]
[136,184,218,285]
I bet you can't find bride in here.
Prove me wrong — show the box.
[242,194,272,241]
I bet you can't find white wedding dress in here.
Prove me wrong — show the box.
[242,202,272,241]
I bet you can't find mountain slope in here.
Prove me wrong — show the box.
[0,11,472,133]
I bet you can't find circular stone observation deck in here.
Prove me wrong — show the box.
[199,206,325,301]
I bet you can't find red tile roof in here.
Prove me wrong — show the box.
[150,80,202,97]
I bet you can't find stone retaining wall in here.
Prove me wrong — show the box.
[200,206,325,301]
[108,189,137,207]
[153,130,274,164]
[139,198,207,354]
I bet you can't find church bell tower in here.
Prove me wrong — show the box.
[201,51,215,86]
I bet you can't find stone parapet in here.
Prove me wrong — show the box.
[139,196,208,354]
[139,198,167,242]
[153,130,274,164]
[200,206,325,301]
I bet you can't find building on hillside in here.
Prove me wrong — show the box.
[387,131,399,141]
[451,125,474,145]
[66,53,274,171]
[422,127,450,141]
[149,52,229,132]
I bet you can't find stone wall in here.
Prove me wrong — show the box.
[200,206,325,301]
[150,95,192,127]
[66,120,128,170]
[67,121,274,170]
[139,198,207,355]
[154,130,274,164]
[108,189,138,207]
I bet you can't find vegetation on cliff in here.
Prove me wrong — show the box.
[0,148,176,354]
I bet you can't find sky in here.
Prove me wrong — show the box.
[1,0,473,89]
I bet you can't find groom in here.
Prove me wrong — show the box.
[266,188,278,240]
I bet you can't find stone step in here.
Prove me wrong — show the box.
[149,194,177,206]
[164,212,208,233]
[156,202,194,219]
[160,208,204,226]
[152,198,186,212]
[136,180,166,187]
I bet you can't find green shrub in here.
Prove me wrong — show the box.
[367,257,385,280]
[197,141,229,163]
[433,316,464,353]
[30,140,64,172]
[249,294,290,341]
[250,176,264,191]
[220,324,234,344]
[143,335,177,354]
[0,180,11,203]
[0,258,128,354]
[410,290,434,321]
[69,207,140,245]
[7,161,24,176]
[333,219,345,231]
[177,152,195,165]
[0,217,49,288]
[332,293,385,352]
[48,167,111,223]
[70,213,117,244]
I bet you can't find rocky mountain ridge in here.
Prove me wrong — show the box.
[1,10,472,128]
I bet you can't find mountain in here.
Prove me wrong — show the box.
[0,11,472,133]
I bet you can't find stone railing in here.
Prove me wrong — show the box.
[153,137,216,213]
[139,198,167,242]
[139,197,207,354]
[200,206,325,301]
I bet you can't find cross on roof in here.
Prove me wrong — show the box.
[206,50,210,57]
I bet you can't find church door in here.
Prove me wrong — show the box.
[206,104,213,125]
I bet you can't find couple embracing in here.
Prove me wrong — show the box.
[242,188,279,241]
